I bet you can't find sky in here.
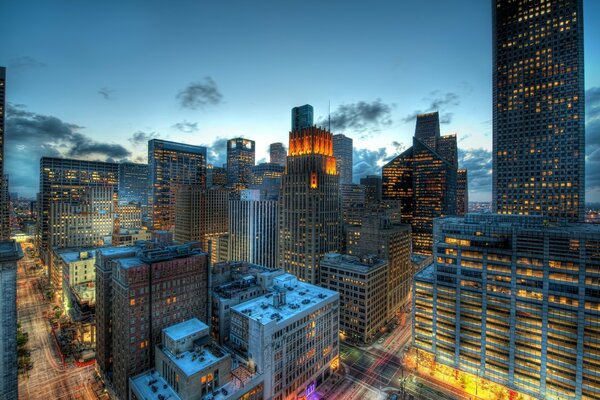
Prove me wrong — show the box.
[1,0,599,202]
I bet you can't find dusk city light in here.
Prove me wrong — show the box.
[1,1,600,399]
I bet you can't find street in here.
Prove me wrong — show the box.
[17,243,97,400]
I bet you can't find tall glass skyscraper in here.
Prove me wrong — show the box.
[493,0,584,222]
[148,139,206,231]
[291,104,314,131]
[118,162,148,223]
[333,134,353,185]
[269,142,287,166]
[226,137,255,188]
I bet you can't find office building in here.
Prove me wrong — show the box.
[457,169,469,216]
[230,273,340,400]
[333,134,353,185]
[413,214,600,400]
[0,241,22,400]
[228,190,279,268]
[249,162,284,200]
[382,111,458,255]
[118,162,148,224]
[493,0,585,222]
[279,125,341,284]
[207,164,227,188]
[346,210,412,319]
[291,104,314,131]
[102,242,209,399]
[340,183,365,227]
[0,68,9,240]
[269,142,287,166]
[110,227,151,247]
[211,261,284,344]
[226,138,255,188]
[361,175,383,206]
[320,254,388,343]
[148,139,207,232]
[37,157,119,264]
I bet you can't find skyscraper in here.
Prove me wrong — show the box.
[206,164,227,188]
[118,162,148,223]
[249,162,284,200]
[360,175,383,206]
[291,104,314,131]
[279,125,341,284]
[382,112,458,255]
[0,67,9,240]
[333,134,353,185]
[148,139,207,231]
[457,168,469,215]
[37,157,119,264]
[0,241,22,400]
[493,0,584,222]
[226,138,255,188]
[269,142,287,166]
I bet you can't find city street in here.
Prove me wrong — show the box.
[17,243,97,400]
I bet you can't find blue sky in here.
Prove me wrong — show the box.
[1,0,599,201]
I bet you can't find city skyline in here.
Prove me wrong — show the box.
[1,1,599,202]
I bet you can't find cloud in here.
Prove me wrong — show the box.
[129,131,160,146]
[9,56,47,70]
[4,104,130,197]
[402,92,460,124]
[98,87,115,100]
[458,148,493,194]
[172,120,199,133]
[202,137,228,167]
[177,77,223,110]
[317,99,393,134]
[586,87,600,197]
[353,143,404,181]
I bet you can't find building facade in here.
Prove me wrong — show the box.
[249,162,284,200]
[269,142,287,166]
[0,241,22,400]
[493,0,585,222]
[226,138,255,188]
[291,104,314,131]
[333,134,353,185]
[37,157,119,264]
[457,169,469,216]
[148,139,207,232]
[413,214,600,400]
[320,254,388,343]
[360,175,383,207]
[0,67,9,240]
[228,190,279,268]
[382,112,458,255]
[230,273,340,400]
[206,164,227,188]
[118,162,148,224]
[279,126,341,284]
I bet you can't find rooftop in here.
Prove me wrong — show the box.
[96,245,137,257]
[231,273,338,326]
[414,263,435,282]
[321,253,387,274]
[164,318,208,342]
[130,369,182,400]
[59,249,95,264]
[163,343,227,377]
[116,257,145,269]
[0,240,23,262]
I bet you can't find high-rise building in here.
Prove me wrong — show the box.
[291,104,314,131]
[360,175,383,206]
[100,242,209,399]
[228,189,279,268]
[230,273,340,399]
[340,183,365,227]
[249,162,284,200]
[413,214,600,400]
[333,134,353,185]
[382,111,458,255]
[269,142,287,166]
[226,138,255,188]
[37,157,119,264]
[0,240,22,400]
[0,67,9,240]
[279,125,341,284]
[206,164,227,188]
[118,162,148,224]
[148,139,207,232]
[493,0,584,222]
[457,169,469,215]
[320,254,388,343]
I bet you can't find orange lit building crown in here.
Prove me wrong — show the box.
[288,127,334,157]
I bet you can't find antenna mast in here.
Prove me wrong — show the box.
[328,100,331,132]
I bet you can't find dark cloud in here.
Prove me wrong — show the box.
[177,77,223,110]
[458,148,493,193]
[98,87,115,100]
[129,131,160,146]
[318,99,393,134]
[9,56,47,70]
[172,120,199,133]
[352,143,404,182]
[402,92,460,124]
[202,137,228,167]
[4,104,130,196]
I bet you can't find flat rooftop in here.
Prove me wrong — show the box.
[116,257,145,269]
[96,246,137,257]
[130,370,182,400]
[414,263,435,282]
[164,318,208,342]
[163,344,227,377]
[59,250,95,264]
[231,273,338,326]
[0,240,23,261]
[321,253,386,274]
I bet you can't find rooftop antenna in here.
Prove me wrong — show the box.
[328,100,331,132]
